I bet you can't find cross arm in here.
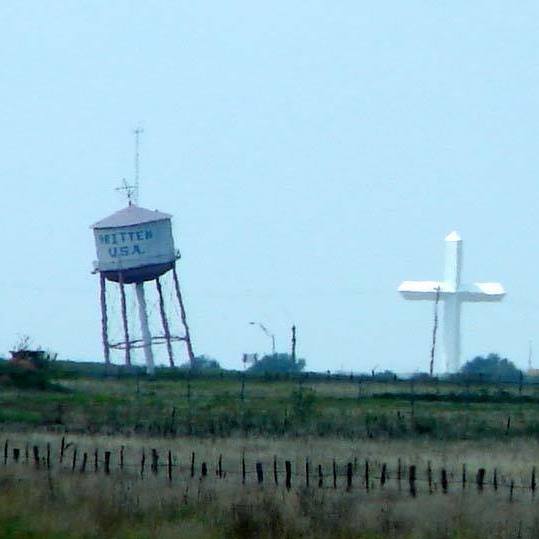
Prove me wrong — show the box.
[398,280,448,300]
[457,282,505,302]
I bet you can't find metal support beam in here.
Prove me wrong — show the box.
[135,282,155,375]
[156,277,175,368]
[99,272,110,364]
[172,264,195,366]
[118,272,131,367]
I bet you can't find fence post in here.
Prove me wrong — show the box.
[408,465,417,497]
[346,462,353,490]
[201,462,208,477]
[140,450,146,478]
[305,459,310,487]
[25,443,29,463]
[218,454,223,478]
[476,468,485,491]
[81,452,87,473]
[151,449,159,475]
[364,460,369,491]
[318,464,323,488]
[510,480,515,502]
[332,459,337,489]
[104,451,111,475]
[242,454,246,485]
[12,448,19,462]
[120,446,124,471]
[493,468,498,491]
[168,451,172,482]
[381,463,387,486]
[273,456,278,485]
[33,446,40,468]
[94,449,98,473]
[60,436,65,463]
[397,458,402,489]
[71,448,77,472]
[532,467,536,493]
[427,461,432,493]
[256,462,263,484]
[46,443,51,470]
[285,460,292,490]
[3,440,8,465]
[441,469,448,493]
[462,464,466,489]
[190,452,195,478]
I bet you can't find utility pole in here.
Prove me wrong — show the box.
[429,287,441,377]
[291,325,297,363]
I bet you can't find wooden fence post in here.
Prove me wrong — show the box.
[256,462,263,484]
[242,454,246,485]
[81,452,87,473]
[33,446,40,468]
[510,480,514,502]
[332,459,337,489]
[441,469,448,493]
[94,449,98,473]
[120,446,124,471]
[25,443,29,463]
[318,464,323,488]
[285,460,292,490]
[71,448,77,472]
[408,465,417,497]
[364,460,369,491]
[476,468,485,491]
[493,469,498,491]
[140,450,146,478]
[190,452,195,478]
[60,436,65,463]
[201,462,208,477]
[427,461,432,493]
[218,454,223,478]
[168,451,172,482]
[381,463,387,486]
[104,451,111,475]
[462,464,466,489]
[3,440,8,465]
[12,448,19,462]
[46,443,51,469]
[305,459,310,487]
[346,462,353,490]
[273,456,278,485]
[532,467,536,493]
[151,449,158,475]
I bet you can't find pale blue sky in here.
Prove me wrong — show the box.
[0,2,537,372]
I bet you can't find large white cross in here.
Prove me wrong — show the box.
[398,232,505,373]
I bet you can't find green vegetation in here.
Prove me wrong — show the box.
[247,353,306,374]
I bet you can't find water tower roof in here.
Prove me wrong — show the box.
[92,205,172,229]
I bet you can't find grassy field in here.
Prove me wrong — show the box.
[0,362,539,537]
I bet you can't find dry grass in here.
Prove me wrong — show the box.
[0,432,537,538]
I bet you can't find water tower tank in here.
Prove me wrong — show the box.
[92,204,178,284]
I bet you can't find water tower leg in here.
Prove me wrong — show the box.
[135,282,155,375]
[172,264,195,366]
[118,272,131,367]
[99,273,110,365]
[155,277,174,368]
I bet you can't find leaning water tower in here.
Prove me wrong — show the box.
[91,130,195,374]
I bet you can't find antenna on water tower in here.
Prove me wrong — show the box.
[115,126,143,206]
[133,126,143,205]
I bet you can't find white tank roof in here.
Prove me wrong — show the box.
[92,204,172,229]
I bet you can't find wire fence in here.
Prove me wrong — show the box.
[1,437,535,501]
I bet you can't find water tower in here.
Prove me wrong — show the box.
[91,130,195,373]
